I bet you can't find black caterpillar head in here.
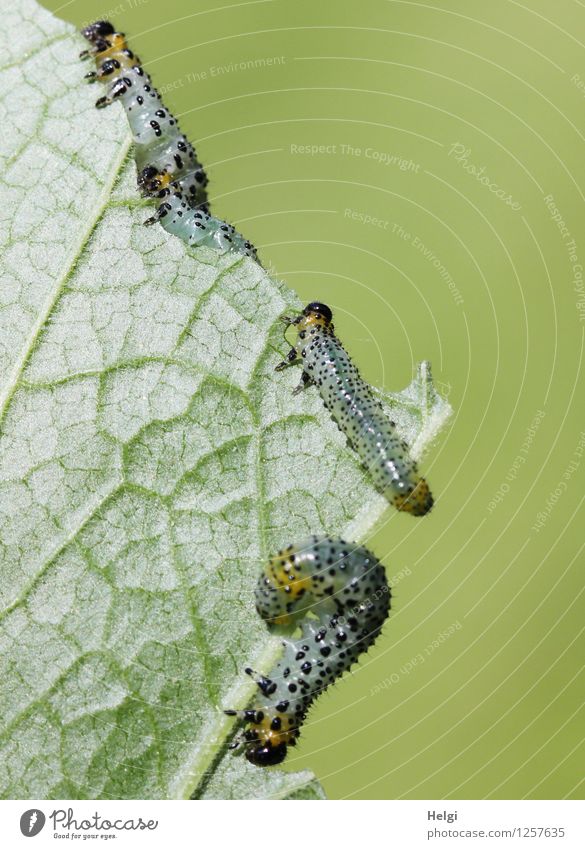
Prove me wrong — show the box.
[82,21,115,42]
[245,741,288,767]
[303,301,333,325]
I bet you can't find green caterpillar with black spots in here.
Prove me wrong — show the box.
[80,21,258,260]
[226,536,390,766]
[277,302,434,515]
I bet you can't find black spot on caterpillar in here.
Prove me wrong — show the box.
[276,302,433,515]
[226,536,390,766]
[80,21,258,261]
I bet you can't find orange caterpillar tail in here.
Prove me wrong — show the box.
[395,478,433,516]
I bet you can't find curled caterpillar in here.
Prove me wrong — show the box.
[226,536,390,766]
[276,302,433,515]
[80,21,258,260]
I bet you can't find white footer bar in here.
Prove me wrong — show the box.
[0,799,583,848]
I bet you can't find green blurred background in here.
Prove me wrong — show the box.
[42,0,584,799]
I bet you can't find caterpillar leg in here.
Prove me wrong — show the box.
[275,347,299,371]
[143,200,174,227]
[224,705,264,750]
[79,22,116,59]
[94,79,127,109]
[79,41,111,60]
[244,667,277,696]
[292,372,313,395]
[143,199,209,228]
[143,196,206,228]
[225,708,265,724]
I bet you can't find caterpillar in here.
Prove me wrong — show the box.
[80,21,258,260]
[226,536,390,766]
[276,302,433,516]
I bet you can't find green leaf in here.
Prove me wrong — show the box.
[0,0,451,799]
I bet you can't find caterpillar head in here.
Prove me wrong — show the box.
[280,301,334,336]
[138,166,172,196]
[82,20,115,42]
[303,301,333,326]
[245,741,288,767]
